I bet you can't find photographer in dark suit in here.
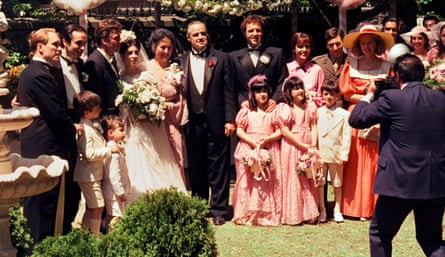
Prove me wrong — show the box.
[349,54,445,257]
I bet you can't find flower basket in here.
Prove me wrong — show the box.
[297,148,320,180]
[243,147,274,181]
[302,167,313,179]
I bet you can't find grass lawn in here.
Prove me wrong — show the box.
[213,182,438,257]
[214,213,426,257]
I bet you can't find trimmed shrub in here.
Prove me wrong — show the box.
[103,188,217,257]
[30,229,102,257]
[9,204,33,257]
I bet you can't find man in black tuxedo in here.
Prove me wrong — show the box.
[84,18,122,115]
[57,24,88,233]
[229,14,287,110]
[16,28,77,244]
[179,20,237,225]
[349,54,445,257]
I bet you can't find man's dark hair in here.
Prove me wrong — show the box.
[423,15,439,26]
[61,24,87,44]
[381,16,398,26]
[325,27,344,41]
[94,18,123,47]
[393,54,425,82]
[240,14,265,34]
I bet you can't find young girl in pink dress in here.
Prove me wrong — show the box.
[232,74,282,226]
[274,76,319,225]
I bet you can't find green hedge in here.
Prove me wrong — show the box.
[29,188,217,257]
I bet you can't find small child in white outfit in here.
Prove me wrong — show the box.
[317,81,352,223]
[101,115,130,230]
[74,90,120,237]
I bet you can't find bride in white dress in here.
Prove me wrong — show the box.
[116,35,186,203]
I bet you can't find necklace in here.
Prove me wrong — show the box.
[360,58,379,71]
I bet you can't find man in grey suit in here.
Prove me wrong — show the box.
[349,54,445,257]
[179,20,237,225]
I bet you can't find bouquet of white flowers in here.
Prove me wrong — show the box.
[165,62,184,87]
[115,79,166,125]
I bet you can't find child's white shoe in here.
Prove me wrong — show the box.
[334,212,344,223]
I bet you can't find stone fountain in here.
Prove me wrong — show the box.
[0,106,68,257]
[0,5,68,256]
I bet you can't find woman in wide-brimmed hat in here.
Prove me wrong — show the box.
[339,24,394,221]
[427,21,445,62]
[401,26,432,66]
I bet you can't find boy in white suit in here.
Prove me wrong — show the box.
[317,81,352,223]
[73,91,120,236]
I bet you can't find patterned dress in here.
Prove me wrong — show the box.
[274,102,319,225]
[232,107,282,226]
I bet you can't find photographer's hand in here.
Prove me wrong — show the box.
[366,79,377,94]
[362,79,376,103]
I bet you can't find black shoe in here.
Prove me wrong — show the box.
[213,216,226,225]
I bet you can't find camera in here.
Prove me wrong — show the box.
[374,76,398,99]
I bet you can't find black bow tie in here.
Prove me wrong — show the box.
[61,56,77,65]
[192,49,207,58]
[248,48,260,52]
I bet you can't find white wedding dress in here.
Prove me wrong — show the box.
[121,72,186,203]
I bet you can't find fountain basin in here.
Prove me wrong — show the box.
[0,153,68,200]
[0,153,68,257]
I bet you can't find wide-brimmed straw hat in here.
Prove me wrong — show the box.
[431,21,445,41]
[343,24,395,50]
[400,26,432,46]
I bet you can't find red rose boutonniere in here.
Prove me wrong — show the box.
[208,57,217,68]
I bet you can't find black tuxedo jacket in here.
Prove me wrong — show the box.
[52,58,86,121]
[349,82,445,199]
[84,49,119,115]
[179,49,237,135]
[17,60,75,158]
[229,46,288,105]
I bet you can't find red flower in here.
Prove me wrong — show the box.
[208,59,215,67]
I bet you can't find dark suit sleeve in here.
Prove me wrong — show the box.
[349,93,392,129]
[30,72,76,140]
[84,59,100,94]
[223,52,237,122]
[272,49,288,101]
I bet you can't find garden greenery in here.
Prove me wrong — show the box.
[23,188,217,257]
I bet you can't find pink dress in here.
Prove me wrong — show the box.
[145,60,188,183]
[274,102,319,225]
[286,60,325,107]
[232,107,282,226]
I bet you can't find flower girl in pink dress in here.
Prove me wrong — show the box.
[232,74,282,226]
[274,76,319,225]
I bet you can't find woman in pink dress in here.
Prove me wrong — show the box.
[232,75,282,226]
[274,76,319,225]
[286,32,325,107]
[146,29,188,182]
